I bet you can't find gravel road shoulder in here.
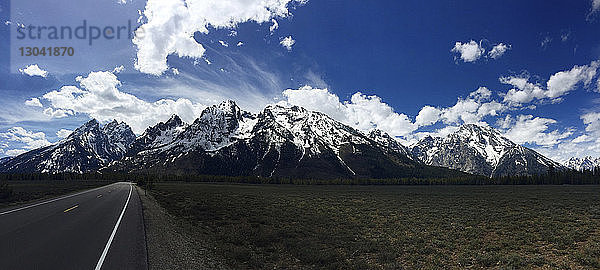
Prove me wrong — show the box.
[136,186,228,270]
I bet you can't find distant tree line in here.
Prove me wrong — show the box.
[0,168,599,185]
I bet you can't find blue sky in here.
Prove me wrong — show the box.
[1,0,600,162]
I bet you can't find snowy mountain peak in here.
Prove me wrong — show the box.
[367,129,412,157]
[251,104,374,158]
[216,100,241,113]
[565,156,600,171]
[103,120,133,136]
[455,124,512,145]
[0,119,136,173]
[195,100,245,128]
[367,129,387,138]
[154,102,254,153]
[128,115,187,155]
[0,157,10,165]
[104,119,120,127]
[72,119,100,135]
[452,124,514,165]
[101,120,136,155]
[105,102,426,179]
[260,104,336,131]
[83,118,100,126]
[459,123,496,133]
[412,123,563,177]
[165,114,183,127]
[1,102,568,179]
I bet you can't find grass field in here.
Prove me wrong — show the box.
[149,183,600,269]
[0,180,113,209]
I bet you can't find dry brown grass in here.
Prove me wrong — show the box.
[150,183,600,269]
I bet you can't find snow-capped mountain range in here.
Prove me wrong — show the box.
[0,100,568,178]
[0,119,134,174]
[411,124,564,177]
[0,157,10,165]
[108,101,443,179]
[565,156,600,172]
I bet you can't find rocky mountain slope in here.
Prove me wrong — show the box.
[0,157,10,165]
[0,119,135,173]
[0,101,567,178]
[411,124,564,177]
[565,156,600,171]
[108,101,461,179]
[126,114,187,156]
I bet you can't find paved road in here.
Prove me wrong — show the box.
[0,182,147,270]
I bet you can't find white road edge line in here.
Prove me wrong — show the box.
[94,183,132,270]
[0,182,117,216]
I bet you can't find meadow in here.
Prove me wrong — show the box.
[150,182,600,269]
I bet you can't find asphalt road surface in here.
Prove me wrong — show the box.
[0,182,147,270]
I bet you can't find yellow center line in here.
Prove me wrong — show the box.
[63,205,79,213]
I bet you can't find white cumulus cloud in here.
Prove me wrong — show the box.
[594,0,600,10]
[571,134,591,143]
[25,98,43,107]
[56,129,73,139]
[281,86,417,138]
[43,107,72,118]
[501,60,600,105]
[41,71,206,133]
[270,19,279,33]
[546,61,598,98]
[133,0,303,75]
[415,106,442,126]
[468,86,492,101]
[451,40,484,62]
[415,87,505,127]
[112,65,125,73]
[5,149,27,156]
[280,36,295,51]
[501,115,572,147]
[488,43,510,59]
[0,127,52,156]
[19,64,48,77]
[534,112,600,163]
[582,112,600,136]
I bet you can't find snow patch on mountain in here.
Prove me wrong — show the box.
[0,119,135,173]
[0,99,569,179]
[411,124,563,177]
[565,156,600,171]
